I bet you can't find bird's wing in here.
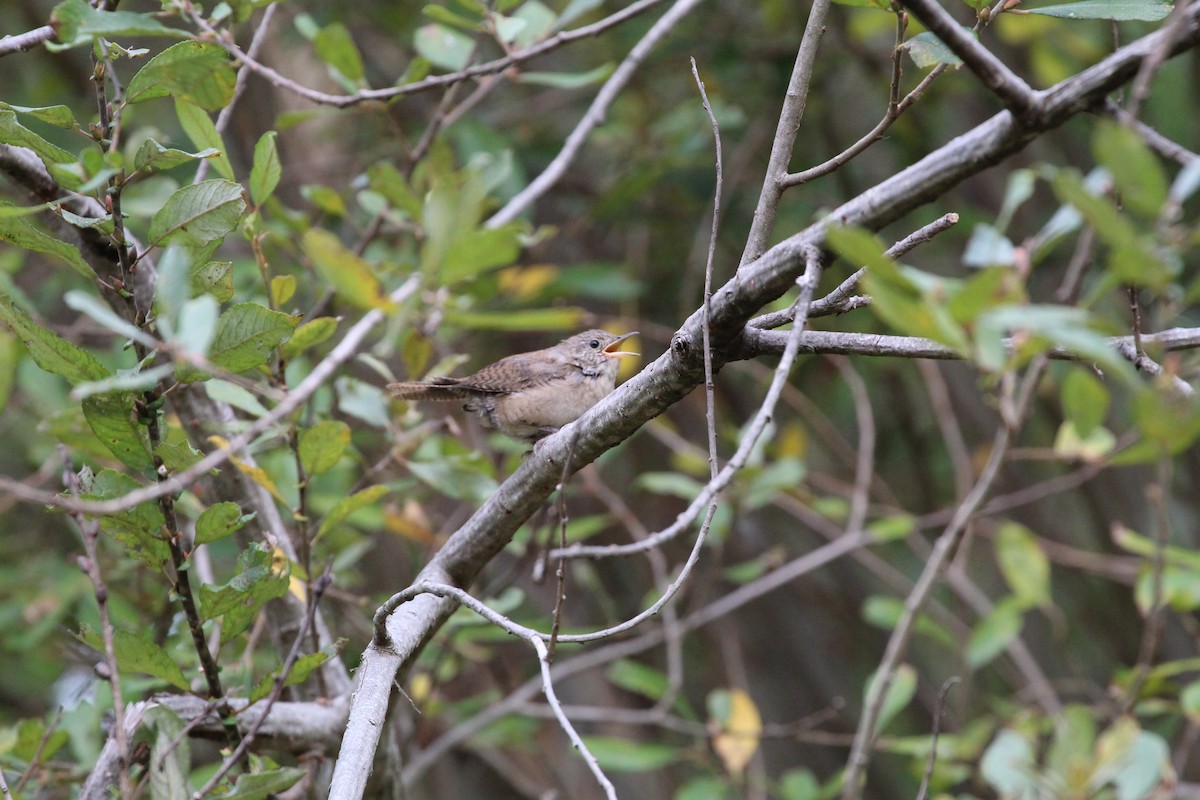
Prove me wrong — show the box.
[459,350,569,394]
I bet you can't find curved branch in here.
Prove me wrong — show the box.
[329,10,1200,797]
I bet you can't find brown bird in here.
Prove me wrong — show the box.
[388,330,639,443]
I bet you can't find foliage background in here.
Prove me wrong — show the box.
[0,0,1199,797]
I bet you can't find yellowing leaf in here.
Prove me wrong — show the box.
[209,435,288,506]
[496,264,559,298]
[384,500,435,545]
[710,688,762,777]
[303,229,391,310]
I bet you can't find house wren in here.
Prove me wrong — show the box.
[387,330,639,443]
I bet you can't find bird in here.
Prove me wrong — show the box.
[387,330,639,443]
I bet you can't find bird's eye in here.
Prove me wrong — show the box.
[589,339,601,349]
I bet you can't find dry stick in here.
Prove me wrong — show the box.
[0,764,10,799]
[0,275,422,513]
[740,0,832,266]
[194,4,278,184]
[192,567,335,799]
[546,426,583,662]
[486,0,705,229]
[692,55,723,487]
[191,0,666,108]
[839,356,1049,800]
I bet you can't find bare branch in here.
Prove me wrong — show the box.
[899,0,1039,116]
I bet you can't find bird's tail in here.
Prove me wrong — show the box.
[386,377,469,401]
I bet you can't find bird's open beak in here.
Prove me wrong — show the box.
[603,331,639,358]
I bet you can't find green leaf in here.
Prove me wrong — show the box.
[981,730,1038,796]
[442,307,587,331]
[0,110,75,167]
[190,260,235,302]
[963,224,1017,268]
[1025,0,1171,19]
[1053,420,1116,461]
[199,544,289,642]
[209,767,305,800]
[0,101,77,128]
[280,316,338,360]
[974,304,1138,383]
[441,223,525,282]
[270,275,296,307]
[966,599,1024,668]
[0,210,96,279]
[314,22,365,84]
[606,659,669,703]
[303,229,390,310]
[50,0,190,46]
[1130,387,1200,455]
[0,329,17,411]
[206,303,298,373]
[509,0,556,46]
[778,769,823,800]
[366,162,424,218]
[1048,168,1170,289]
[516,63,615,89]
[0,294,108,384]
[248,648,335,704]
[994,522,1051,609]
[175,100,234,182]
[414,23,473,70]
[865,663,916,733]
[126,41,237,111]
[299,420,351,476]
[76,624,189,690]
[249,131,282,207]
[12,718,69,762]
[1061,367,1110,436]
[148,180,246,249]
[1093,120,1168,218]
[1181,680,1200,720]
[83,469,169,566]
[195,502,255,545]
[581,736,680,772]
[905,31,964,68]
[316,485,390,538]
[82,391,155,471]
[134,139,220,174]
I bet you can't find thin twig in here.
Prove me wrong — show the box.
[194,5,278,184]
[915,677,960,800]
[487,0,705,228]
[0,25,55,58]
[530,637,616,799]
[740,0,833,265]
[691,55,723,480]
[188,0,667,108]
